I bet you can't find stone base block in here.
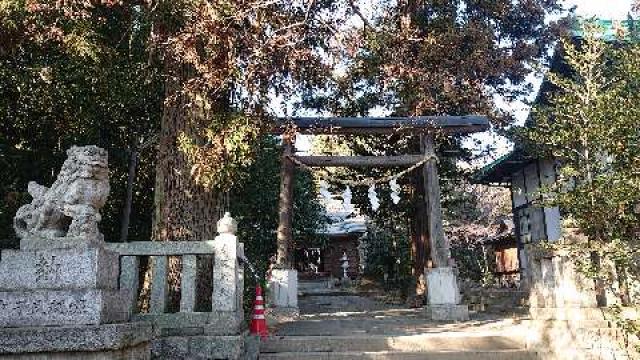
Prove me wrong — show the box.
[268,269,298,308]
[20,236,105,251]
[426,267,462,305]
[423,304,470,321]
[0,247,119,291]
[0,289,129,327]
[151,334,247,360]
[0,322,151,357]
[0,344,149,360]
[266,306,300,326]
[529,307,606,321]
[525,318,634,360]
[243,334,259,360]
[133,311,244,337]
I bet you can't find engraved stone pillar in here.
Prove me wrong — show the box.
[0,237,129,327]
[527,244,600,319]
[211,212,244,335]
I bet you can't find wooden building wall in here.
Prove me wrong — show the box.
[510,158,562,276]
[323,234,361,279]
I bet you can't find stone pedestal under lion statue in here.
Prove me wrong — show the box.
[0,145,152,359]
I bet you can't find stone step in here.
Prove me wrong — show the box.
[298,279,331,288]
[260,333,526,353]
[0,322,151,354]
[299,289,353,296]
[259,349,538,360]
[521,319,613,329]
[528,307,607,320]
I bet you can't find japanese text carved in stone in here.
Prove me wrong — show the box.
[35,254,62,283]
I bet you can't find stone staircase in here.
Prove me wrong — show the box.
[298,278,343,296]
[524,308,640,360]
[263,280,541,359]
[259,332,538,359]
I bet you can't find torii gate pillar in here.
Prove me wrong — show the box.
[421,133,468,321]
[269,134,299,312]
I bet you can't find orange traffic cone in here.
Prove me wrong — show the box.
[250,284,268,338]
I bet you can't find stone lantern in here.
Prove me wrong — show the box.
[340,252,349,280]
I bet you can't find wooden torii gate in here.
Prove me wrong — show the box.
[269,116,489,317]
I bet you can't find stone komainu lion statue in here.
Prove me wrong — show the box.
[13,145,110,242]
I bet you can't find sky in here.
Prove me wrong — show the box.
[565,0,634,19]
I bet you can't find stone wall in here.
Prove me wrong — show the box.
[526,246,599,309]
[524,245,639,359]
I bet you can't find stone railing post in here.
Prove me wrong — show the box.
[212,213,241,314]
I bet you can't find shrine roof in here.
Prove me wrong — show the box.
[471,148,535,186]
[571,18,640,42]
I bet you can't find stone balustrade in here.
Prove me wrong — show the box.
[105,239,245,338]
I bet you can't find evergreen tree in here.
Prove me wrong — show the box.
[516,23,640,251]
[149,0,339,242]
[513,21,640,309]
[304,0,566,295]
[0,1,162,247]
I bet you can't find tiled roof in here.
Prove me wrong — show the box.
[318,197,368,235]
[572,18,640,41]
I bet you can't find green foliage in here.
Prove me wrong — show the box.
[0,1,162,247]
[450,239,490,283]
[515,22,640,246]
[229,136,327,315]
[516,22,640,343]
[177,112,262,190]
[231,137,327,273]
[605,304,640,352]
[362,221,413,292]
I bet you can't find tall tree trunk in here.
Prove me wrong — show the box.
[150,66,226,312]
[120,146,138,242]
[276,134,295,268]
[152,72,220,242]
